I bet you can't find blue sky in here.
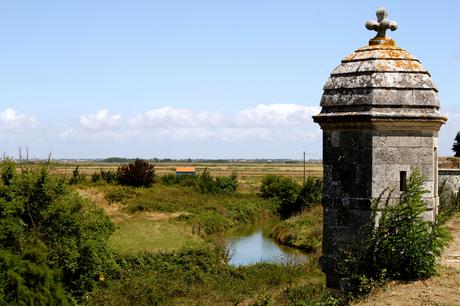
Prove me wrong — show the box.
[0,1,459,159]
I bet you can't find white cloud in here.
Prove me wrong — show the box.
[79,109,122,131]
[454,53,460,61]
[235,104,320,127]
[72,104,321,144]
[0,108,39,132]
[128,106,224,129]
[1,104,324,158]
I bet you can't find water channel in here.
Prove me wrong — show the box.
[226,220,310,266]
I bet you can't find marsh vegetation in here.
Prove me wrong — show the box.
[0,159,336,305]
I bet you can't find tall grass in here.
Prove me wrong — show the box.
[84,247,332,305]
[271,205,323,253]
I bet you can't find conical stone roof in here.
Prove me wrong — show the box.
[313,9,447,126]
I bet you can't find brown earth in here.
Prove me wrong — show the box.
[355,215,460,306]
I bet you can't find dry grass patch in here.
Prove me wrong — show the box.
[353,266,460,306]
[108,219,204,255]
[77,187,189,223]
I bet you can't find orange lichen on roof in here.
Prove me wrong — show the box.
[176,167,196,172]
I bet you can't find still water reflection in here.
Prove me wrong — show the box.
[226,221,309,266]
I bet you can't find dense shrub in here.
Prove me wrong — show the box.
[160,174,179,185]
[0,159,116,303]
[69,165,86,185]
[260,175,300,217]
[160,169,237,194]
[91,169,117,184]
[260,175,323,217]
[295,177,323,210]
[177,174,198,187]
[338,170,450,291]
[260,175,299,200]
[117,158,155,187]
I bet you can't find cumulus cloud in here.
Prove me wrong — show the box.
[0,108,39,132]
[1,104,324,158]
[235,104,320,127]
[79,109,122,131]
[128,106,224,129]
[62,104,322,147]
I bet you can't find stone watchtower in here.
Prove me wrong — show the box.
[313,8,447,289]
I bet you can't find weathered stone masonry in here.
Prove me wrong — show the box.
[313,8,447,289]
[439,169,460,194]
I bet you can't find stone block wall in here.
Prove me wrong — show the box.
[372,130,439,220]
[439,169,460,194]
[321,127,440,288]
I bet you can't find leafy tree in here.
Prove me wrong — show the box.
[453,131,460,157]
[117,158,155,187]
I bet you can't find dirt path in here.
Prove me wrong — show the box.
[355,215,460,306]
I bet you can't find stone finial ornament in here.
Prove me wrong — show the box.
[365,7,398,37]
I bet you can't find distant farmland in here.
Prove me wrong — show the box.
[50,161,323,190]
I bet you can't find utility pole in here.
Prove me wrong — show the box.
[303,151,306,184]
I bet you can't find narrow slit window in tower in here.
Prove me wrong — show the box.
[400,171,407,191]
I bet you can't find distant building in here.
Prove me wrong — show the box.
[175,167,196,176]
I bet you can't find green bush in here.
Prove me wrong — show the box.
[69,165,86,185]
[196,169,237,194]
[0,159,116,302]
[160,174,178,185]
[338,170,450,291]
[260,175,300,217]
[295,177,323,210]
[160,173,198,187]
[117,158,155,187]
[260,175,322,218]
[160,170,236,194]
[177,174,198,187]
[92,169,117,184]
